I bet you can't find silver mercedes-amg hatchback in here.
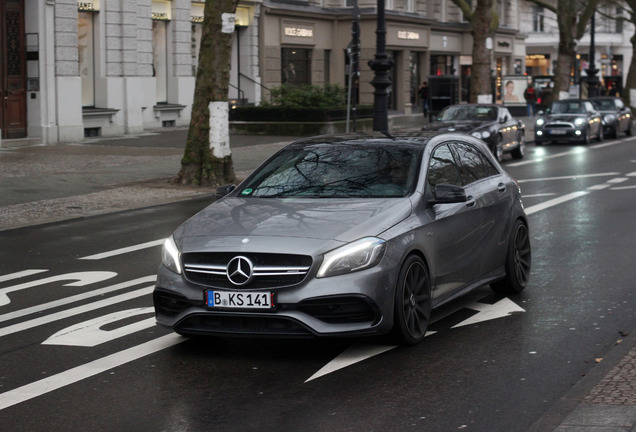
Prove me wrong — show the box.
[154,132,531,345]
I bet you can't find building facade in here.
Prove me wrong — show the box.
[3,0,530,144]
[520,0,634,98]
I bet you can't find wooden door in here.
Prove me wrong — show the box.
[0,0,27,139]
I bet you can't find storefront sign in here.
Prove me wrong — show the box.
[78,0,99,11]
[281,22,315,45]
[191,2,204,23]
[152,0,171,21]
[397,31,419,40]
[284,27,313,38]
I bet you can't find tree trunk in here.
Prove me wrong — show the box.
[469,0,496,103]
[173,0,238,187]
[549,2,577,103]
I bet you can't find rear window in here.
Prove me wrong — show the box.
[239,143,421,198]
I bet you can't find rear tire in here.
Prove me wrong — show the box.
[491,220,531,295]
[391,255,432,345]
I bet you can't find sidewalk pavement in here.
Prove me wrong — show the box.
[1,122,635,431]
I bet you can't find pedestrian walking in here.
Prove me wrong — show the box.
[524,83,538,117]
[418,81,429,118]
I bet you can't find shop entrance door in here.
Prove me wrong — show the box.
[0,0,27,139]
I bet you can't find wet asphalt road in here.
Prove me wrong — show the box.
[1,136,636,431]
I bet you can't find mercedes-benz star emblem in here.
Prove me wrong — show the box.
[226,256,254,286]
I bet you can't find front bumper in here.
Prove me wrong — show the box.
[153,262,397,338]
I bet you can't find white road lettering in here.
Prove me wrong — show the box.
[0,271,117,307]
[0,286,153,338]
[0,269,48,283]
[0,333,184,411]
[0,276,156,324]
[43,308,155,347]
[80,239,165,260]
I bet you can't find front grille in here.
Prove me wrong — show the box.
[175,314,313,337]
[182,252,313,289]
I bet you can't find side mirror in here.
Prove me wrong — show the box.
[215,184,236,199]
[430,184,467,204]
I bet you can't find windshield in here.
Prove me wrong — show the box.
[550,101,586,114]
[591,99,614,111]
[438,106,497,122]
[238,143,421,198]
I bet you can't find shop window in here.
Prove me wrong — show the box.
[282,48,311,85]
[78,12,95,107]
[431,55,454,76]
[153,20,168,103]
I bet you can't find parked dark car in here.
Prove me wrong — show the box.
[590,97,635,138]
[154,132,531,345]
[534,99,603,145]
[422,104,525,163]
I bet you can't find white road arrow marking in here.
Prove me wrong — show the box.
[305,343,398,383]
[451,297,525,328]
[0,271,117,307]
[43,307,156,347]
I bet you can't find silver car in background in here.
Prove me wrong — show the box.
[154,132,531,345]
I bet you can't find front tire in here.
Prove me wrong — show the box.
[511,131,525,159]
[596,124,604,142]
[493,135,504,163]
[392,255,432,345]
[491,220,531,295]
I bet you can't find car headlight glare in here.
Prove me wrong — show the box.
[574,118,585,126]
[162,235,182,274]
[471,132,482,139]
[317,237,386,278]
[481,131,491,139]
[536,118,545,126]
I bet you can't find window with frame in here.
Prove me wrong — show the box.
[453,142,498,184]
[78,11,95,107]
[532,6,544,32]
[282,48,311,85]
[428,144,462,188]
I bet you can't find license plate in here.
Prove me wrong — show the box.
[206,290,274,309]
[549,129,567,135]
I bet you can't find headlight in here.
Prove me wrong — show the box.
[536,118,545,127]
[162,235,182,274]
[470,131,491,139]
[604,114,616,123]
[574,118,585,126]
[317,237,386,278]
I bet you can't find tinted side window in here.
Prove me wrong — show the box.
[427,144,462,188]
[453,142,495,184]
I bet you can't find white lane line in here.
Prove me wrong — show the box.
[0,286,153,338]
[0,276,155,324]
[525,191,589,215]
[0,333,184,411]
[523,193,557,198]
[517,173,619,183]
[79,239,165,260]
[607,177,629,184]
[0,270,48,283]
[611,185,636,190]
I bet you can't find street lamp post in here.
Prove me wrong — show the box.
[585,10,600,98]
[368,0,393,132]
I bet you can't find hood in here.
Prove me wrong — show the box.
[545,114,586,123]
[174,197,414,253]
[422,120,488,133]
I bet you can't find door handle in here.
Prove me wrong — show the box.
[498,183,506,192]
[466,196,476,207]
